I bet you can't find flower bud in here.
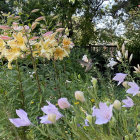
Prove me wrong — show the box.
[58,98,71,109]
[31,22,38,30]
[75,91,85,102]
[106,101,110,106]
[91,77,97,88]
[65,28,69,36]
[31,9,39,13]
[122,44,125,55]
[86,115,92,124]
[56,28,65,32]
[129,54,133,63]
[35,16,45,22]
[124,135,129,140]
[113,100,121,110]
[116,56,122,62]
[137,92,140,97]
[137,124,140,132]
[117,51,122,58]
[125,50,128,59]
[48,114,56,123]
[122,81,129,89]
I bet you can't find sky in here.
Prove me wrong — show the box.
[96,0,126,36]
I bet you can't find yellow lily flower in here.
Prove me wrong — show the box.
[0,39,6,58]
[62,45,70,54]
[54,46,68,60]
[8,32,27,51]
[62,37,72,46]
[3,46,21,69]
[40,40,55,60]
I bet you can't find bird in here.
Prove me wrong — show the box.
[77,59,93,72]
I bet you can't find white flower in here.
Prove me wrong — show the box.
[134,64,140,74]
[82,55,88,63]
[107,58,117,69]
[117,51,122,58]
[65,80,72,83]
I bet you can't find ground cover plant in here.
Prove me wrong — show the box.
[0,9,140,140]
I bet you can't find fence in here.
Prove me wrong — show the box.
[74,45,117,55]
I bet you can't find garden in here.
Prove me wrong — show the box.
[0,0,140,140]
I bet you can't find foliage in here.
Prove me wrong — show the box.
[124,8,140,61]
[0,3,140,140]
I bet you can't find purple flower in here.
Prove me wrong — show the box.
[92,102,113,125]
[77,123,81,127]
[126,82,140,96]
[122,96,134,108]
[40,101,63,124]
[9,109,31,127]
[84,119,89,126]
[58,98,71,109]
[113,73,127,85]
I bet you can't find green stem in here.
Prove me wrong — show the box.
[35,126,48,137]
[16,60,27,140]
[22,24,43,105]
[53,60,61,97]
[16,60,25,109]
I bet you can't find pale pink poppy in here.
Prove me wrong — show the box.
[58,98,71,109]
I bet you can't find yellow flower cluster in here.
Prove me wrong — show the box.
[0,29,73,69]
[34,33,73,60]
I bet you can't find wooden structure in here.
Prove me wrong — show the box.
[74,44,117,55]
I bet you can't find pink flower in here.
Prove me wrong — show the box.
[122,96,134,108]
[30,36,39,41]
[31,9,39,13]
[0,35,12,40]
[31,22,38,30]
[56,28,65,32]
[43,31,53,37]
[0,25,11,30]
[58,98,71,109]
[35,16,45,22]
[92,102,113,125]
[9,109,31,127]
[113,73,127,85]
[126,82,140,96]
